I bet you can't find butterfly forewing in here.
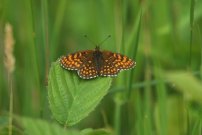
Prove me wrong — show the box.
[60,50,93,70]
[60,50,100,79]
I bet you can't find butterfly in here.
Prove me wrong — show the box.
[59,46,136,79]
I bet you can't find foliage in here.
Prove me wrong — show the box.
[0,0,202,135]
[48,60,112,126]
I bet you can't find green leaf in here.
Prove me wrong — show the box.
[165,71,202,104]
[20,117,81,135]
[81,128,112,135]
[48,61,112,126]
[0,116,112,135]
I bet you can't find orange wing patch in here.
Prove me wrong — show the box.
[60,52,83,70]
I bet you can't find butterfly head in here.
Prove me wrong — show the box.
[95,46,100,51]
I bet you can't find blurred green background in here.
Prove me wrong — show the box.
[0,0,202,135]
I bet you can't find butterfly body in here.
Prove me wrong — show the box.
[93,46,104,75]
[60,46,136,79]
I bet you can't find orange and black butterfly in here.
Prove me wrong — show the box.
[60,35,136,79]
[60,45,136,79]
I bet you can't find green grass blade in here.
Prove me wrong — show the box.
[41,0,50,79]
[191,120,201,135]
[113,1,128,135]
[113,94,123,135]
[196,25,202,80]
[22,0,41,116]
[143,66,152,135]
[110,70,201,94]
[50,0,67,61]
[189,0,195,69]
[154,67,168,135]
[134,90,143,135]
[126,9,142,99]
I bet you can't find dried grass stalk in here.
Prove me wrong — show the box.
[4,23,15,74]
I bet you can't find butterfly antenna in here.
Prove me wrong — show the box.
[84,35,97,45]
[98,35,111,46]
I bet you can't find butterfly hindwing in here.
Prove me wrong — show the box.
[77,62,98,79]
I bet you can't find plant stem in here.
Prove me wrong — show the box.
[8,74,13,135]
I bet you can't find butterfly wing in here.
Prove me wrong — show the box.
[60,50,99,79]
[99,51,136,77]
[77,62,98,79]
[60,50,94,70]
[60,49,135,79]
